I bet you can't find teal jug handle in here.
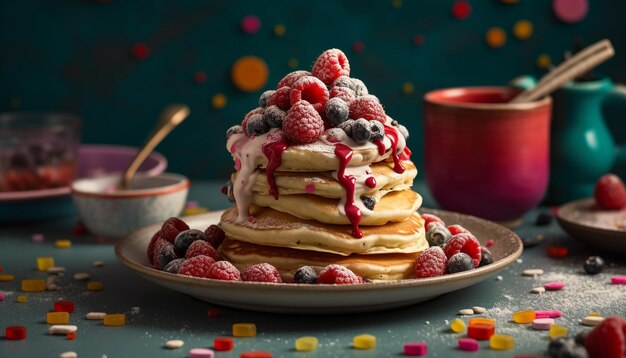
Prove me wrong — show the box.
[509,75,537,91]
[603,84,626,168]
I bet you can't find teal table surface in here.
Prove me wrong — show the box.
[1,181,625,358]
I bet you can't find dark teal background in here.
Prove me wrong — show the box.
[2,0,625,180]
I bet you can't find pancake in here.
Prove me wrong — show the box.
[251,189,422,225]
[219,238,421,281]
[220,205,428,256]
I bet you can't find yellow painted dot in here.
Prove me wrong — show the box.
[9,97,21,109]
[54,239,72,248]
[273,24,286,37]
[353,334,377,349]
[17,295,28,303]
[513,20,533,40]
[211,93,227,109]
[288,58,299,69]
[450,318,466,333]
[87,281,104,291]
[47,311,70,324]
[391,0,403,8]
[36,257,55,272]
[486,27,506,48]
[0,274,15,282]
[402,82,414,94]
[295,336,318,351]
[231,56,269,92]
[232,323,257,337]
[537,54,551,69]
[183,207,209,216]
[21,279,46,292]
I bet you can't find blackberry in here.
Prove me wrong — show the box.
[332,76,354,90]
[245,113,270,137]
[323,98,349,127]
[259,90,275,108]
[535,211,553,226]
[369,120,384,141]
[479,246,494,267]
[338,119,356,137]
[163,258,184,274]
[263,105,286,128]
[426,224,452,247]
[157,243,178,270]
[583,256,605,275]
[446,253,474,274]
[352,118,371,143]
[226,125,243,138]
[294,266,317,284]
[360,196,376,210]
[351,78,369,97]
[174,229,207,257]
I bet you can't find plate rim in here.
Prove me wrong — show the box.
[556,197,626,238]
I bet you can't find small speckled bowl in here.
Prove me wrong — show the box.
[71,173,189,238]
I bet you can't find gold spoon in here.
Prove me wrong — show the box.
[121,104,190,189]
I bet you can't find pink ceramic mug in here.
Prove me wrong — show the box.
[423,87,552,222]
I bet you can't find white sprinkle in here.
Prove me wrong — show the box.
[59,352,77,358]
[504,295,514,300]
[131,306,140,314]
[46,283,59,291]
[165,339,184,349]
[516,259,523,264]
[472,306,486,314]
[73,273,90,281]
[47,267,66,274]
[458,309,474,315]
[531,287,546,294]
[85,312,106,320]
[444,320,449,325]
[496,276,503,281]
[424,320,430,325]
[49,325,78,335]
[93,261,104,268]
[581,316,605,326]
[522,269,544,277]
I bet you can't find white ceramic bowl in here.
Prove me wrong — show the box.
[71,173,189,238]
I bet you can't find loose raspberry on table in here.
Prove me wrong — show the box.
[447,224,470,235]
[594,173,626,210]
[585,316,626,358]
[178,255,216,278]
[349,95,386,123]
[207,260,241,281]
[277,70,311,89]
[204,224,226,248]
[421,213,445,230]
[329,86,356,106]
[414,246,448,278]
[267,86,291,111]
[159,217,190,244]
[318,264,363,284]
[282,100,325,144]
[443,233,482,268]
[311,49,350,85]
[185,240,220,261]
[290,76,329,113]
[263,105,286,128]
[241,263,282,283]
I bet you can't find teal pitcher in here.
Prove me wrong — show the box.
[512,76,626,204]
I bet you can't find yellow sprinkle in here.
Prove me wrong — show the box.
[36,257,55,272]
[391,0,403,8]
[353,334,377,349]
[513,310,536,324]
[54,239,72,248]
[295,336,319,351]
[232,323,256,337]
[211,93,227,109]
[17,295,28,303]
[537,54,552,69]
[402,82,414,94]
[87,281,104,291]
[273,24,286,37]
[288,58,299,69]
[183,207,209,216]
[588,312,602,317]
[21,279,46,292]
[549,324,568,339]
[469,317,496,326]
[486,27,507,48]
[513,20,533,40]
[103,313,126,326]
[0,274,15,282]
[450,318,466,333]
[490,334,515,350]
[47,311,70,325]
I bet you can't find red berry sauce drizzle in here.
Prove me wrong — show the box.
[334,143,363,238]
[261,140,288,200]
[384,125,405,174]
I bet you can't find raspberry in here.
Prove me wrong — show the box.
[267,86,291,110]
[282,100,324,144]
[241,263,282,283]
[318,264,363,284]
[263,105,286,128]
[329,86,356,106]
[277,70,311,89]
[204,224,225,248]
[414,246,447,278]
[185,240,220,261]
[446,253,475,274]
[447,224,470,235]
[594,174,626,210]
[259,90,275,108]
[207,261,241,281]
[349,95,386,123]
[311,49,350,85]
[159,217,190,244]
[244,113,270,137]
[443,233,482,268]
[174,229,206,256]
[323,97,350,127]
[421,213,445,230]
[147,231,161,265]
[178,255,216,278]
[289,76,329,113]
[585,316,626,358]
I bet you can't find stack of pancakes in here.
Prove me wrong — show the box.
[218,129,428,281]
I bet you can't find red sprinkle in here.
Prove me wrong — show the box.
[467,324,495,340]
[547,245,568,258]
[241,352,272,358]
[403,341,428,356]
[67,332,77,340]
[214,337,234,351]
[131,42,150,60]
[5,325,27,340]
[207,309,220,318]
[53,300,75,313]
[458,338,479,351]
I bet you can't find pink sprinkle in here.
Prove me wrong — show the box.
[0,291,5,302]
[535,310,562,318]
[532,318,555,330]
[403,342,427,356]
[31,233,44,243]
[185,201,199,209]
[247,216,256,223]
[189,348,214,358]
[485,239,494,247]
[544,282,565,291]
[305,184,316,194]
[458,338,479,351]
[240,15,261,34]
[611,276,626,285]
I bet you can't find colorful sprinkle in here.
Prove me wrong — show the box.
[231,56,268,92]
[21,279,45,292]
[17,295,28,303]
[232,323,256,337]
[47,312,70,325]
[48,325,77,335]
[522,269,544,276]
[73,273,90,281]
[535,310,562,318]
[54,239,72,248]
[36,257,55,271]
[353,334,377,349]
[213,337,234,351]
[513,310,536,324]
[467,323,495,340]
[581,316,604,326]
[211,93,227,109]
[611,276,626,285]
[31,233,44,243]
[66,332,77,340]
[544,282,565,291]
[54,300,75,313]
[85,312,106,320]
[549,324,568,339]
[403,341,427,356]
[450,318,466,333]
[103,313,126,326]
[5,325,27,340]
[532,318,555,330]
[0,291,5,302]
[458,337,479,351]
[207,309,220,318]
[240,352,272,358]
[547,245,568,258]
[87,281,103,291]
[490,334,515,350]
[190,348,214,358]
[165,339,185,349]
[469,318,496,326]
[295,336,318,351]
[458,309,474,315]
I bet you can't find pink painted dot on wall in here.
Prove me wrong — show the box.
[353,41,365,53]
[413,34,425,46]
[451,0,472,20]
[553,0,588,23]
[241,15,261,34]
[131,43,150,60]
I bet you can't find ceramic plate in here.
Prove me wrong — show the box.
[115,208,522,314]
[556,197,626,256]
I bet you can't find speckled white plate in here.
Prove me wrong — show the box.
[115,208,523,314]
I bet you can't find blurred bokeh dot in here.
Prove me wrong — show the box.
[231,56,269,92]
[537,54,552,69]
[273,24,286,37]
[513,20,533,40]
[211,94,227,109]
[486,27,506,48]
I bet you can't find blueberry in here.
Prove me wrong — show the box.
[351,78,369,97]
[369,120,385,141]
[338,119,356,137]
[323,98,349,127]
[446,253,474,274]
[226,125,243,138]
[245,113,270,137]
[479,246,494,267]
[535,211,553,226]
[574,330,589,346]
[157,243,178,270]
[174,229,207,257]
[259,90,275,108]
[332,76,354,90]
[294,266,317,284]
[426,224,452,247]
[583,256,605,275]
[352,118,371,144]
[360,196,376,210]
[263,105,286,128]
[163,258,184,274]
